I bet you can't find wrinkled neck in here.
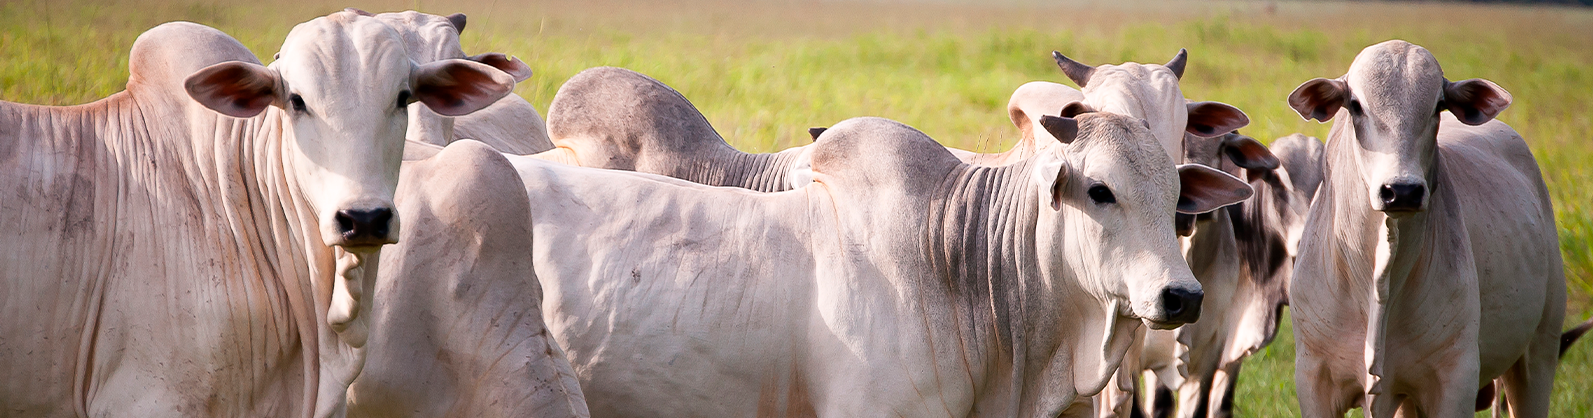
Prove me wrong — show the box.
[685,147,806,192]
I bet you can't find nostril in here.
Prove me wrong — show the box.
[1162,290,1185,317]
[1379,185,1397,204]
[335,211,356,234]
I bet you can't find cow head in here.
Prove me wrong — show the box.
[1288,40,1510,215]
[1051,49,1250,162]
[1031,112,1252,329]
[358,9,533,146]
[183,11,513,342]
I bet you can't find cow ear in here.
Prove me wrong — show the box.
[1060,101,1093,118]
[1052,51,1095,88]
[412,59,515,117]
[1177,163,1253,214]
[467,53,533,83]
[1185,101,1249,137]
[1033,157,1070,211]
[1287,78,1348,123]
[185,61,282,118]
[446,13,467,34]
[1220,134,1279,171]
[808,127,827,141]
[1165,48,1188,79]
[1443,78,1511,126]
[1039,115,1079,145]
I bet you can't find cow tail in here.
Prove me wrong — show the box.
[1561,316,1593,359]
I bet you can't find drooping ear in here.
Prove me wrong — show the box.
[1060,101,1094,118]
[1177,164,1253,214]
[808,127,827,141]
[1052,51,1096,88]
[1287,78,1348,123]
[1165,48,1188,79]
[412,59,516,117]
[1442,78,1511,126]
[184,61,282,118]
[1185,101,1249,137]
[467,53,533,83]
[1219,134,1280,171]
[343,8,374,16]
[1039,115,1079,144]
[446,13,468,34]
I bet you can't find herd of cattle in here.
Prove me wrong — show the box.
[2,8,1590,418]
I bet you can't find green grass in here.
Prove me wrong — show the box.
[2,0,1590,415]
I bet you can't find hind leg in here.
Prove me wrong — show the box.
[1497,327,1559,418]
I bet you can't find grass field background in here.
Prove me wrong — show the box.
[2,0,1589,415]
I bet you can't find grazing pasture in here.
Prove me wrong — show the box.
[2,0,1588,415]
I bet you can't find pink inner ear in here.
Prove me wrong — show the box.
[1186,102,1250,137]
[470,53,533,83]
[1288,79,1346,122]
[1177,164,1253,214]
[414,61,512,117]
[1445,79,1512,126]
[185,62,278,118]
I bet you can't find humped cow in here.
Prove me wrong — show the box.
[349,140,588,417]
[532,50,1247,193]
[346,8,554,155]
[0,13,512,416]
[1287,40,1563,417]
[507,112,1254,417]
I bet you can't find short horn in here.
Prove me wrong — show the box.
[343,8,374,16]
[808,127,827,141]
[1052,51,1095,88]
[1166,48,1188,79]
[447,13,468,34]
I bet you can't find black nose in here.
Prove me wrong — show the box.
[334,208,393,245]
[1378,183,1426,212]
[1161,287,1204,324]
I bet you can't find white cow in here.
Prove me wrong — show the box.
[349,140,588,417]
[345,8,554,155]
[511,112,1253,417]
[0,14,511,417]
[1133,132,1321,418]
[1287,40,1563,417]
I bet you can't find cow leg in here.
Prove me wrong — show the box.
[1498,326,1559,418]
[1175,372,1212,418]
[1295,356,1354,418]
[1207,362,1241,418]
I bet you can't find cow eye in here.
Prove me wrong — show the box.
[288,94,307,113]
[1087,184,1116,204]
[396,90,411,109]
[1346,98,1363,115]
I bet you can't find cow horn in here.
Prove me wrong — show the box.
[1166,48,1188,79]
[1060,102,1093,118]
[447,13,468,34]
[808,127,827,141]
[343,8,374,17]
[1039,115,1079,144]
[1052,51,1095,88]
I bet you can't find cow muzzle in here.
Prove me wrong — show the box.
[329,206,398,248]
[1146,284,1204,329]
[1376,181,1426,214]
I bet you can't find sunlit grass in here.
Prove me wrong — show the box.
[1,0,1589,414]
